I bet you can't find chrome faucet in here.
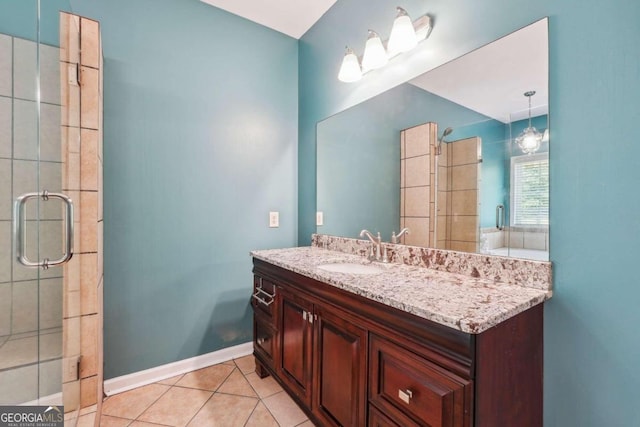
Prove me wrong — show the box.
[360,230,390,262]
[391,227,410,244]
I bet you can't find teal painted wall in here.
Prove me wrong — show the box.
[0,0,71,45]
[64,0,298,379]
[299,0,640,425]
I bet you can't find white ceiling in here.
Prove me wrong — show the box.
[200,0,337,39]
[409,19,548,123]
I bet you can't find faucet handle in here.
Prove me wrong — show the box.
[382,244,389,263]
[392,227,410,244]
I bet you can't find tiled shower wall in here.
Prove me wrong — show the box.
[438,137,481,253]
[0,32,64,404]
[60,12,104,413]
[400,122,437,247]
[400,124,481,252]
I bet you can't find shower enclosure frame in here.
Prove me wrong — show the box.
[0,4,103,424]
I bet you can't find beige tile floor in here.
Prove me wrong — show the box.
[75,356,316,427]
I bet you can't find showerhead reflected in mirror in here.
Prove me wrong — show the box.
[316,18,549,261]
[436,127,453,154]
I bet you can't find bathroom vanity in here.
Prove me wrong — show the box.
[251,242,551,427]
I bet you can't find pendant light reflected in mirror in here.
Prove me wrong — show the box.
[515,91,543,154]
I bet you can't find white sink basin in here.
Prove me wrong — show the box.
[317,263,384,275]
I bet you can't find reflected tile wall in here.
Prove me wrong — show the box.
[437,136,481,252]
[401,122,437,248]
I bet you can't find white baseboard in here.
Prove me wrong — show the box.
[103,342,253,396]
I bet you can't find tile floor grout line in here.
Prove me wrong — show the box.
[213,390,259,400]
[113,382,174,423]
[134,383,211,427]
[180,385,217,427]
[241,369,284,400]
[99,413,133,425]
[239,397,261,427]
[259,392,284,427]
[213,365,238,393]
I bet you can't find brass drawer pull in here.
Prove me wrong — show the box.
[398,389,413,404]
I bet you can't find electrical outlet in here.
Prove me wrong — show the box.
[316,211,324,226]
[269,211,279,228]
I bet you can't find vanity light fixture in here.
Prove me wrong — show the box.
[337,6,432,82]
[362,30,388,71]
[338,47,363,82]
[387,7,418,55]
[515,91,543,154]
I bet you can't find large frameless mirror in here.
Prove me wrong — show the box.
[317,17,549,261]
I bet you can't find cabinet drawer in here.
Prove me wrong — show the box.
[254,315,277,367]
[252,276,277,318]
[369,335,471,427]
[368,405,413,427]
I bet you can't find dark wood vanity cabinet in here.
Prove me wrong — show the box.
[252,259,543,427]
[251,276,278,376]
[275,286,368,426]
[313,304,367,427]
[278,287,314,406]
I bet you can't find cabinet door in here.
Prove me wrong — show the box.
[278,288,314,405]
[313,305,367,427]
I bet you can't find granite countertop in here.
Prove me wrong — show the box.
[251,246,551,334]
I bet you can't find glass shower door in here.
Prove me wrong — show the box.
[0,0,79,411]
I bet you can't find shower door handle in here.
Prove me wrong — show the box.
[14,191,74,269]
[496,204,505,230]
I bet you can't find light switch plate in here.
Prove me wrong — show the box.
[269,211,279,228]
[316,211,324,226]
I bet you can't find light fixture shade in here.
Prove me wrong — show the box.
[515,90,543,154]
[387,7,417,55]
[516,126,543,154]
[361,30,388,71]
[338,47,362,82]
